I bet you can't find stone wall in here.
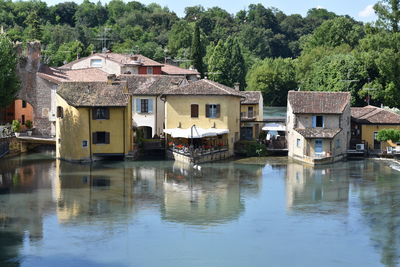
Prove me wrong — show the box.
[15,41,53,136]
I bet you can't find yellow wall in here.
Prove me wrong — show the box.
[56,95,131,161]
[165,95,241,154]
[361,124,400,150]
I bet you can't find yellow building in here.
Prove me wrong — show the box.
[351,105,400,152]
[163,79,243,163]
[240,91,264,140]
[56,81,131,162]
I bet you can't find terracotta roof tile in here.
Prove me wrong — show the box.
[351,105,400,124]
[161,64,200,75]
[164,79,243,97]
[288,91,351,114]
[295,128,342,139]
[120,75,187,96]
[57,82,128,107]
[98,53,163,67]
[241,91,262,104]
[38,67,108,84]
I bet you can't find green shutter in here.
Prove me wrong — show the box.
[105,132,110,144]
[92,132,97,144]
[205,104,210,118]
[216,104,221,118]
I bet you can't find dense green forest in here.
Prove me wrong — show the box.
[1,0,400,107]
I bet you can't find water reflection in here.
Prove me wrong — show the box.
[1,154,400,266]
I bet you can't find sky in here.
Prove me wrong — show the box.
[43,0,378,22]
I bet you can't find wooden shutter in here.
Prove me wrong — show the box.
[92,108,97,120]
[92,132,98,144]
[136,99,141,113]
[191,104,198,118]
[312,116,316,128]
[105,132,110,144]
[205,104,210,118]
[57,106,63,118]
[148,99,153,113]
[216,104,221,118]
[104,108,110,120]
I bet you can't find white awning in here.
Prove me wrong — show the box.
[262,123,286,132]
[164,127,229,138]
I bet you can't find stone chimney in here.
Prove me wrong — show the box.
[107,74,117,84]
[234,82,240,91]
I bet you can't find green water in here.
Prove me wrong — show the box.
[1,151,400,267]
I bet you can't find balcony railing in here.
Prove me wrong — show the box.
[168,145,229,158]
[241,111,258,120]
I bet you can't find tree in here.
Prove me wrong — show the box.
[0,34,19,108]
[208,40,229,85]
[246,58,297,106]
[24,11,42,41]
[374,0,400,32]
[229,38,246,90]
[51,2,78,26]
[167,21,192,57]
[376,129,400,142]
[190,23,204,77]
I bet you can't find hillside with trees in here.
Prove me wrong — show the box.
[1,0,399,107]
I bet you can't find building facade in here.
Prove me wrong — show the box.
[351,105,400,152]
[56,81,131,162]
[286,91,351,165]
[240,91,264,140]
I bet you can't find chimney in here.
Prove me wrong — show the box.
[234,82,240,91]
[107,74,116,84]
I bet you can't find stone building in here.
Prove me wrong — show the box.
[286,91,351,165]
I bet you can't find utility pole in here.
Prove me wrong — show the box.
[363,78,377,105]
[93,28,113,52]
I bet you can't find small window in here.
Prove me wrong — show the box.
[90,59,102,67]
[57,106,64,118]
[206,104,220,118]
[147,67,153,74]
[22,100,27,108]
[136,99,153,114]
[82,140,88,148]
[21,115,25,125]
[297,138,301,148]
[92,108,109,120]
[92,132,110,144]
[312,115,324,128]
[336,139,341,149]
[191,104,199,118]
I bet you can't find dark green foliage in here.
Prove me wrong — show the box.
[374,0,400,32]
[190,23,204,77]
[376,129,400,142]
[236,141,268,157]
[0,34,19,108]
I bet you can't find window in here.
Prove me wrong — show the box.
[82,140,88,148]
[296,138,301,148]
[206,104,220,118]
[57,106,64,118]
[147,67,153,74]
[191,104,199,118]
[136,99,153,114]
[22,100,27,108]
[90,59,102,67]
[92,132,110,144]
[92,108,109,120]
[312,115,324,128]
[336,139,341,149]
[21,115,25,125]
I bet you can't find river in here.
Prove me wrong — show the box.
[0,151,400,267]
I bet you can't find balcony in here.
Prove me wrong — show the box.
[241,111,258,121]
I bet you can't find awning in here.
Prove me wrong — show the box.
[164,127,229,138]
[262,123,286,132]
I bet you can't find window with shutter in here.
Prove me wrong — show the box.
[57,106,64,118]
[92,132,109,144]
[139,99,149,113]
[206,104,218,118]
[191,104,199,118]
[93,108,109,120]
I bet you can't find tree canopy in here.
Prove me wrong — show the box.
[0,34,19,108]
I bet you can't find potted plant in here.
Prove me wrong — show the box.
[25,120,33,136]
[11,120,21,137]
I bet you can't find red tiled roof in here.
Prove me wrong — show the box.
[164,79,243,97]
[351,105,400,124]
[241,91,262,105]
[97,53,163,67]
[38,66,108,84]
[288,91,351,114]
[161,64,200,75]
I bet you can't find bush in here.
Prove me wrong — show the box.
[25,120,33,129]
[236,140,268,157]
[11,120,21,133]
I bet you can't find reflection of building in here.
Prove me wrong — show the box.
[286,162,349,213]
[160,161,263,225]
[54,161,135,224]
